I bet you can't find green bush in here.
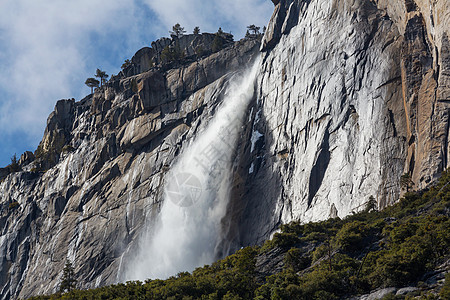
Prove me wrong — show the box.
[27,170,450,300]
[440,273,450,299]
[333,221,370,252]
[272,232,301,249]
[284,248,311,272]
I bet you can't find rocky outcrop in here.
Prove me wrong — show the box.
[0,38,260,299]
[0,0,449,298]
[122,33,235,77]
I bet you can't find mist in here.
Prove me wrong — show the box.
[126,58,260,280]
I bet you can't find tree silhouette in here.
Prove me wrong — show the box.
[170,23,186,39]
[8,153,20,173]
[193,26,200,35]
[365,195,377,212]
[95,69,108,87]
[85,78,99,94]
[400,173,414,192]
[121,59,132,70]
[217,27,224,37]
[212,34,223,53]
[59,260,77,293]
[247,24,261,35]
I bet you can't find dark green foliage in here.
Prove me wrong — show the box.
[366,195,377,212]
[8,153,21,173]
[212,34,224,53]
[160,45,185,64]
[284,248,311,272]
[441,273,450,299]
[334,220,371,252]
[27,171,450,300]
[195,45,205,57]
[247,24,260,35]
[193,26,200,35]
[85,77,99,94]
[400,173,414,192]
[170,23,186,39]
[95,68,108,87]
[121,59,131,70]
[59,260,77,293]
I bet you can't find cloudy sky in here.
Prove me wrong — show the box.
[0,0,273,167]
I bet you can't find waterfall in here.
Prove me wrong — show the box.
[126,58,261,280]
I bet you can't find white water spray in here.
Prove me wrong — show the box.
[126,58,261,280]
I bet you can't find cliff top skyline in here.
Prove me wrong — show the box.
[0,0,273,167]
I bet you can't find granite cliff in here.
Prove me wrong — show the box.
[0,0,449,298]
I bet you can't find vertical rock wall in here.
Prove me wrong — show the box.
[227,0,449,247]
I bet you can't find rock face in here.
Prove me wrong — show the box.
[0,0,449,298]
[0,38,260,299]
[122,33,234,77]
[224,0,450,248]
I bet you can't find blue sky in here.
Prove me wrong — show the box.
[0,0,273,167]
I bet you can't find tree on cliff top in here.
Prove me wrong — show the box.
[59,260,77,293]
[170,23,186,39]
[85,77,99,94]
[121,59,132,70]
[193,26,200,35]
[8,153,21,173]
[247,24,260,35]
[95,68,108,87]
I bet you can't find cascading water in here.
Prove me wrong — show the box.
[126,58,261,280]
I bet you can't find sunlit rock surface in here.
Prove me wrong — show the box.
[0,38,260,299]
[229,0,450,248]
[0,0,449,298]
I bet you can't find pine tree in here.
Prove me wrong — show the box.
[59,260,77,293]
[170,23,186,39]
[8,153,20,173]
[95,69,108,87]
[365,195,377,212]
[85,77,100,94]
[121,59,132,70]
[193,26,200,35]
[217,27,224,37]
[400,173,414,192]
[247,24,260,35]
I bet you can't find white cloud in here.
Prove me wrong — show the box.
[0,0,274,165]
[0,0,146,140]
[142,0,273,38]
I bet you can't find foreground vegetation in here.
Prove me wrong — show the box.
[28,172,450,299]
